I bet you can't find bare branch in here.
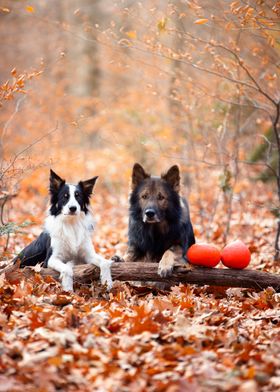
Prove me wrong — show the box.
[170,29,277,106]
[0,122,59,182]
[1,95,26,143]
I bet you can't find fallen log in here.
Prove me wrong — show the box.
[31,263,280,291]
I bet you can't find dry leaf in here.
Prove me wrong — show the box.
[194,18,209,25]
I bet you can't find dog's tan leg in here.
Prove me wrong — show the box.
[158,246,185,278]
[158,250,175,278]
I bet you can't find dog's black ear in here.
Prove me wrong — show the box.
[79,176,98,197]
[132,163,149,189]
[162,165,180,192]
[50,169,65,193]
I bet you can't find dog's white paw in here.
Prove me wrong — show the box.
[158,264,174,278]
[60,265,74,292]
[103,276,113,291]
[107,258,115,266]
[100,264,113,290]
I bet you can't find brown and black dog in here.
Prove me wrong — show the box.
[117,163,195,277]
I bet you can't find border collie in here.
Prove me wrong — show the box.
[114,163,195,277]
[15,170,113,291]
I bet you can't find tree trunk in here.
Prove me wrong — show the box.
[66,0,101,98]
[17,263,280,292]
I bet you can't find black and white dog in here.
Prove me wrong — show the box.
[15,170,113,291]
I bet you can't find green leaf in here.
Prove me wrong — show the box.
[0,220,33,236]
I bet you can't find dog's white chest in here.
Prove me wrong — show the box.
[45,213,94,260]
[60,224,86,254]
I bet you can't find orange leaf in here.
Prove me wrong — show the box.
[246,366,255,379]
[125,31,137,39]
[48,356,62,366]
[25,5,35,13]
[194,18,208,25]
[52,294,72,306]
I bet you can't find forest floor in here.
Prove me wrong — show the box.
[0,167,280,392]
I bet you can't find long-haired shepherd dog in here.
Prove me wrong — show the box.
[120,163,195,277]
[14,170,113,291]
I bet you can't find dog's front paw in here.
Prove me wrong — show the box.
[111,255,124,263]
[60,264,74,292]
[158,250,175,278]
[158,263,174,278]
[106,277,113,291]
[62,281,74,292]
[100,265,113,291]
[101,275,113,291]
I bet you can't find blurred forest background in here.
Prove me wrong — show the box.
[1,2,280,391]
[0,0,279,265]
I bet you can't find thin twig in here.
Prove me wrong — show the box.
[1,95,26,144]
[171,29,277,106]
[0,122,59,181]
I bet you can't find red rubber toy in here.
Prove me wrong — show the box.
[187,243,221,268]
[221,240,251,269]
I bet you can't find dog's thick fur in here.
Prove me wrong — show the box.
[123,163,195,277]
[15,170,113,291]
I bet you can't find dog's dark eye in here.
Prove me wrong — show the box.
[64,193,69,199]
[157,194,165,201]
[75,191,79,197]
[142,194,148,200]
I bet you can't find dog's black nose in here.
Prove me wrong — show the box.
[145,209,155,219]
[69,206,77,213]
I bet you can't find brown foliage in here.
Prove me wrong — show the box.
[1,269,280,391]
[0,0,280,390]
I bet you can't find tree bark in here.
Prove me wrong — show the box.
[26,263,280,291]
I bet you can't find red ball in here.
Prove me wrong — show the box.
[221,240,251,269]
[187,243,221,268]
